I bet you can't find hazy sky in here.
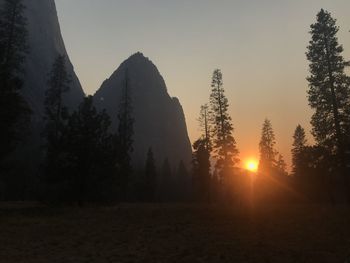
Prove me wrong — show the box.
[55,0,350,170]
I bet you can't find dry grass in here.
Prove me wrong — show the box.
[0,203,349,262]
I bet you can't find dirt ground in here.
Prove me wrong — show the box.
[0,203,349,263]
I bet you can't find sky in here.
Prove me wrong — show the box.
[55,0,350,170]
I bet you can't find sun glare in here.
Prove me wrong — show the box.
[246,160,258,173]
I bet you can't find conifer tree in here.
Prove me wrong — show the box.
[258,119,277,176]
[0,0,29,164]
[192,138,211,202]
[209,69,239,180]
[117,69,134,196]
[143,147,157,202]
[198,104,212,151]
[59,96,115,204]
[306,9,350,174]
[43,55,72,184]
[44,55,71,143]
[292,125,308,176]
[192,104,212,202]
[276,154,288,176]
[159,158,172,202]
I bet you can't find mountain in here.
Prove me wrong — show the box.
[94,53,192,168]
[21,0,84,119]
[0,0,84,188]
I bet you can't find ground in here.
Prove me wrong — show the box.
[0,203,349,263]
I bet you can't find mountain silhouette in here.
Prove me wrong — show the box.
[94,52,192,168]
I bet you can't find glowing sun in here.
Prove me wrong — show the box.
[246,160,258,173]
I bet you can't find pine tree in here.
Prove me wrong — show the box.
[117,69,134,197]
[0,0,29,164]
[292,125,308,176]
[276,154,288,176]
[43,55,72,184]
[44,55,71,145]
[258,119,277,176]
[306,9,350,173]
[143,147,157,202]
[192,138,211,202]
[176,160,189,200]
[198,104,212,151]
[209,69,239,180]
[160,158,172,201]
[59,96,115,204]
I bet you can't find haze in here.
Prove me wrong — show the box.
[55,0,350,169]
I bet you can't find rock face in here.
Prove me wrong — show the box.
[0,0,84,179]
[94,53,192,168]
[0,0,85,119]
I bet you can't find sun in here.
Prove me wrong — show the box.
[246,160,258,173]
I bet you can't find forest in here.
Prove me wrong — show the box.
[0,1,350,206]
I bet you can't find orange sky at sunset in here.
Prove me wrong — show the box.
[55,0,350,170]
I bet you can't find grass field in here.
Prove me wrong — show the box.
[0,203,349,262]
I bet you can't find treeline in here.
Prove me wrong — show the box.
[1,1,349,205]
[0,0,190,204]
[192,9,350,204]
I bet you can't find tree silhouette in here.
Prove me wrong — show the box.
[60,96,115,205]
[43,55,72,185]
[117,69,134,198]
[292,125,308,177]
[198,104,212,151]
[142,147,157,202]
[276,154,288,177]
[192,104,213,202]
[192,138,211,202]
[159,158,172,202]
[306,9,350,199]
[209,69,239,182]
[0,0,29,166]
[258,119,277,176]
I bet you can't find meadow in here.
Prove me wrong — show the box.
[1,202,349,262]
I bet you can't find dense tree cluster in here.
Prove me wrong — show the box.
[1,2,349,205]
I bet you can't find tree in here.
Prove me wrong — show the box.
[175,160,189,201]
[306,9,350,192]
[159,158,172,201]
[141,147,157,202]
[56,96,115,204]
[43,55,72,184]
[276,154,288,176]
[198,104,212,151]
[258,119,277,176]
[0,0,29,165]
[192,138,211,202]
[192,104,212,202]
[292,125,308,176]
[209,69,239,181]
[117,69,134,197]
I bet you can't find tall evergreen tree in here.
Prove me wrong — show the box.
[0,0,29,165]
[142,148,157,202]
[292,125,308,176]
[176,160,189,200]
[276,153,288,176]
[43,55,72,184]
[192,104,212,202]
[198,104,212,151]
[306,9,350,182]
[159,158,172,202]
[258,119,277,176]
[192,138,211,202]
[44,55,71,144]
[209,69,239,180]
[58,96,115,204]
[117,69,134,197]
